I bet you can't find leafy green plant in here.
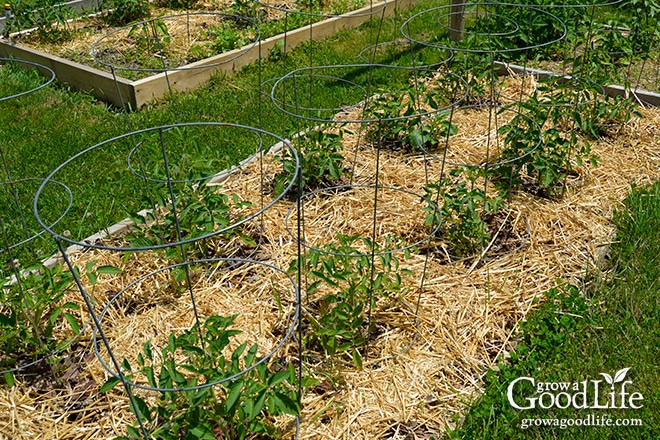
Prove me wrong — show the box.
[0,261,121,383]
[104,314,299,440]
[128,19,171,52]
[5,0,76,42]
[582,94,642,135]
[291,234,412,368]
[432,2,573,62]
[273,128,347,196]
[363,82,455,151]
[207,21,251,54]
[329,0,365,15]
[154,0,196,10]
[103,0,150,26]
[0,264,79,369]
[423,169,504,258]
[127,180,254,258]
[228,0,260,19]
[490,102,598,197]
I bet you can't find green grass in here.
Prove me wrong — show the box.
[450,181,660,439]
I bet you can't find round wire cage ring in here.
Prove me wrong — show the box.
[418,103,543,169]
[269,64,469,124]
[93,257,299,393]
[34,122,298,252]
[358,39,454,69]
[0,58,55,102]
[495,72,605,108]
[286,184,441,258]
[1,178,73,256]
[401,2,567,55]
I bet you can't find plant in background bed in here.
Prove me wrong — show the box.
[208,21,252,54]
[5,0,76,42]
[102,0,150,26]
[330,0,365,15]
[104,314,299,440]
[273,128,347,196]
[229,0,260,19]
[571,29,632,86]
[291,234,412,369]
[128,19,171,53]
[423,168,504,258]
[154,0,196,10]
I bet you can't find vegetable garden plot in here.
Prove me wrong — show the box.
[3,0,660,437]
[0,0,412,107]
[4,0,366,69]
[2,91,659,438]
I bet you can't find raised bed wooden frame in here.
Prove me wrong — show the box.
[0,0,414,108]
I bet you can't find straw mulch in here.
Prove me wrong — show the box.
[1,96,660,439]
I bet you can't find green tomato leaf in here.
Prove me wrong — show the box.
[353,347,363,370]
[129,395,152,423]
[64,312,80,334]
[189,424,216,440]
[96,265,123,275]
[3,371,15,387]
[225,380,244,414]
[100,376,121,393]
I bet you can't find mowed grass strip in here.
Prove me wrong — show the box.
[450,181,660,439]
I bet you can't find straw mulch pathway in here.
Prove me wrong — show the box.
[1,100,659,440]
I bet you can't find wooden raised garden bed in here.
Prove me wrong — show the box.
[0,0,413,108]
